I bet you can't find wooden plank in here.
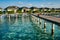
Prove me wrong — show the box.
[32,14,60,25]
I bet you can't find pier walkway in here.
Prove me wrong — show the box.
[32,14,60,25]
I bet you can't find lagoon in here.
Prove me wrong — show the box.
[0,14,60,40]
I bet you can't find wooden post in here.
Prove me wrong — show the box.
[37,18,40,26]
[37,18,38,24]
[39,19,41,25]
[44,22,46,33]
[36,17,38,24]
[39,19,42,29]
[51,23,55,37]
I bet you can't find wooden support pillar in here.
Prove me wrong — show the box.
[39,19,42,29]
[34,17,35,22]
[32,16,34,21]
[39,19,41,25]
[36,18,38,24]
[51,23,55,37]
[44,22,46,33]
[37,19,38,22]
[35,17,36,23]
[37,18,40,26]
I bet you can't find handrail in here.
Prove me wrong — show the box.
[31,14,60,26]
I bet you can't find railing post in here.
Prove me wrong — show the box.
[37,18,39,25]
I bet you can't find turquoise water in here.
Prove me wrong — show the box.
[0,16,60,40]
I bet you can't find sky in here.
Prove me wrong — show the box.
[0,0,60,8]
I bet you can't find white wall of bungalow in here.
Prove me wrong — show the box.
[48,9,51,11]
[0,8,2,11]
[44,9,47,11]
[22,8,30,12]
[22,9,24,12]
[43,8,51,11]
[7,9,13,11]
[55,9,60,11]
[22,8,25,12]
[26,8,30,11]
[7,8,17,13]
[33,8,39,11]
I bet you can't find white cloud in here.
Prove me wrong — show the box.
[28,4,33,6]
[40,4,44,7]
[18,1,23,4]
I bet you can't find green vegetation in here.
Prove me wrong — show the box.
[7,11,14,14]
[0,11,3,14]
[17,8,22,13]
[1,6,60,15]
[26,10,32,14]
[32,10,39,13]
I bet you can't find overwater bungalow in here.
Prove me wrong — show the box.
[0,8,3,15]
[55,8,60,13]
[21,7,30,13]
[0,8,2,11]
[39,7,52,15]
[4,6,19,14]
[42,7,51,12]
[31,7,39,11]
[30,7,39,13]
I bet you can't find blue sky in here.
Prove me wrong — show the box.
[0,0,60,8]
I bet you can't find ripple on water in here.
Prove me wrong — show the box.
[0,17,54,40]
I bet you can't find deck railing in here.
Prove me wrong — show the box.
[31,14,60,37]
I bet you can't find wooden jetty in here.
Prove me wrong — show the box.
[32,14,60,25]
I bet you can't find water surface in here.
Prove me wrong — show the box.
[0,16,58,40]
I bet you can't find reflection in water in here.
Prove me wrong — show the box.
[0,18,5,24]
[31,15,60,40]
[0,15,60,40]
[8,14,10,22]
[15,15,18,23]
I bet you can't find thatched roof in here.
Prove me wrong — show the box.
[20,7,29,9]
[4,6,19,10]
[0,8,2,9]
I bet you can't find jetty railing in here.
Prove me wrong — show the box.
[31,14,60,37]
